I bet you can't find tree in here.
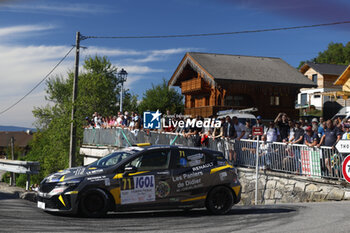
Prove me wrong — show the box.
[20,56,124,186]
[299,42,350,68]
[138,79,184,114]
[122,92,139,113]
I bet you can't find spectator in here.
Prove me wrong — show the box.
[185,127,202,147]
[265,121,280,142]
[342,124,350,139]
[253,115,266,140]
[311,118,318,133]
[318,120,341,148]
[290,121,304,144]
[286,120,295,143]
[223,116,236,163]
[212,118,225,140]
[223,116,236,138]
[299,118,307,130]
[318,120,342,174]
[232,116,245,140]
[244,120,252,139]
[275,113,289,142]
[304,126,319,147]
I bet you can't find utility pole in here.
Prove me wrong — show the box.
[120,81,123,113]
[69,31,80,168]
[10,137,15,186]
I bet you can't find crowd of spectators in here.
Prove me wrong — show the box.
[84,111,350,175]
[84,111,350,149]
[85,111,142,131]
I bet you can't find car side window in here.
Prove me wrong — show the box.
[174,149,207,168]
[126,149,171,171]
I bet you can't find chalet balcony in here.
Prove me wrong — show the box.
[181,78,206,94]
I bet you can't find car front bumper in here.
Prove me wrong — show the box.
[37,191,79,214]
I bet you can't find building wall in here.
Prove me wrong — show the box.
[182,79,299,119]
[304,68,323,87]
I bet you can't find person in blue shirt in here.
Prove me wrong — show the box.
[304,126,319,147]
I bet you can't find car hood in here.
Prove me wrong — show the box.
[43,166,106,183]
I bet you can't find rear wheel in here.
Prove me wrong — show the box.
[206,186,234,215]
[80,188,109,218]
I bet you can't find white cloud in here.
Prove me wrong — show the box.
[0,44,192,127]
[0,91,48,128]
[0,3,112,15]
[81,47,144,57]
[0,24,54,37]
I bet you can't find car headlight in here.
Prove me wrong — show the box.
[48,178,83,196]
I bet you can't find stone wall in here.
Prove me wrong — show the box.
[238,167,350,205]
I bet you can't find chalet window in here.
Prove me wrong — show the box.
[225,95,233,106]
[314,94,321,98]
[300,93,307,106]
[225,95,253,107]
[312,74,317,84]
[270,96,280,106]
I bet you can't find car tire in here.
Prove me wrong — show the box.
[79,188,109,218]
[206,186,234,215]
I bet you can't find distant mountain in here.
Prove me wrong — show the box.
[0,125,35,132]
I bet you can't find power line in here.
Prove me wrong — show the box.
[82,20,350,40]
[0,45,75,116]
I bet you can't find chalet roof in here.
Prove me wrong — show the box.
[301,62,347,76]
[0,131,33,148]
[334,64,350,86]
[169,52,316,87]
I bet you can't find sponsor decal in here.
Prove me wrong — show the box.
[192,162,214,171]
[180,158,187,166]
[105,178,110,186]
[156,181,170,198]
[219,171,227,181]
[87,176,106,181]
[74,167,86,176]
[120,175,155,204]
[86,169,104,175]
[172,171,204,192]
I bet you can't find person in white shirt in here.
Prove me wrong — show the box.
[116,114,123,126]
[232,117,246,140]
[342,124,350,139]
[265,121,280,142]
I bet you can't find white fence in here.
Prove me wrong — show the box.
[83,128,345,180]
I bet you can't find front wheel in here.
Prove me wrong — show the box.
[206,186,234,215]
[79,188,109,218]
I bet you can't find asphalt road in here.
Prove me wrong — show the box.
[0,191,349,233]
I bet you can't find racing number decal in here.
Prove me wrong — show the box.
[121,178,134,190]
[179,150,186,158]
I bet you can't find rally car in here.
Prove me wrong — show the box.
[37,145,241,217]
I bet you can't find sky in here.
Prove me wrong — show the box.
[1,0,350,128]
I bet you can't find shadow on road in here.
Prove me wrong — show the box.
[102,206,297,219]
[0,191,19,200]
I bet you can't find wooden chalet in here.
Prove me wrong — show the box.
[168,52,316,119]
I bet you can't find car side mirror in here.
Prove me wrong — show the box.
[124,165,137,175]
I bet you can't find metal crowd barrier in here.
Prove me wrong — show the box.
[83,128,344,180]
[0,159,40,190]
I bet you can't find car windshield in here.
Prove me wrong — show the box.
[88,151,132,168]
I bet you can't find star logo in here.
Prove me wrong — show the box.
[151,110,162,122]
[143,110,162,129]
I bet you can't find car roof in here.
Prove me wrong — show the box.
[142,145,221,154]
